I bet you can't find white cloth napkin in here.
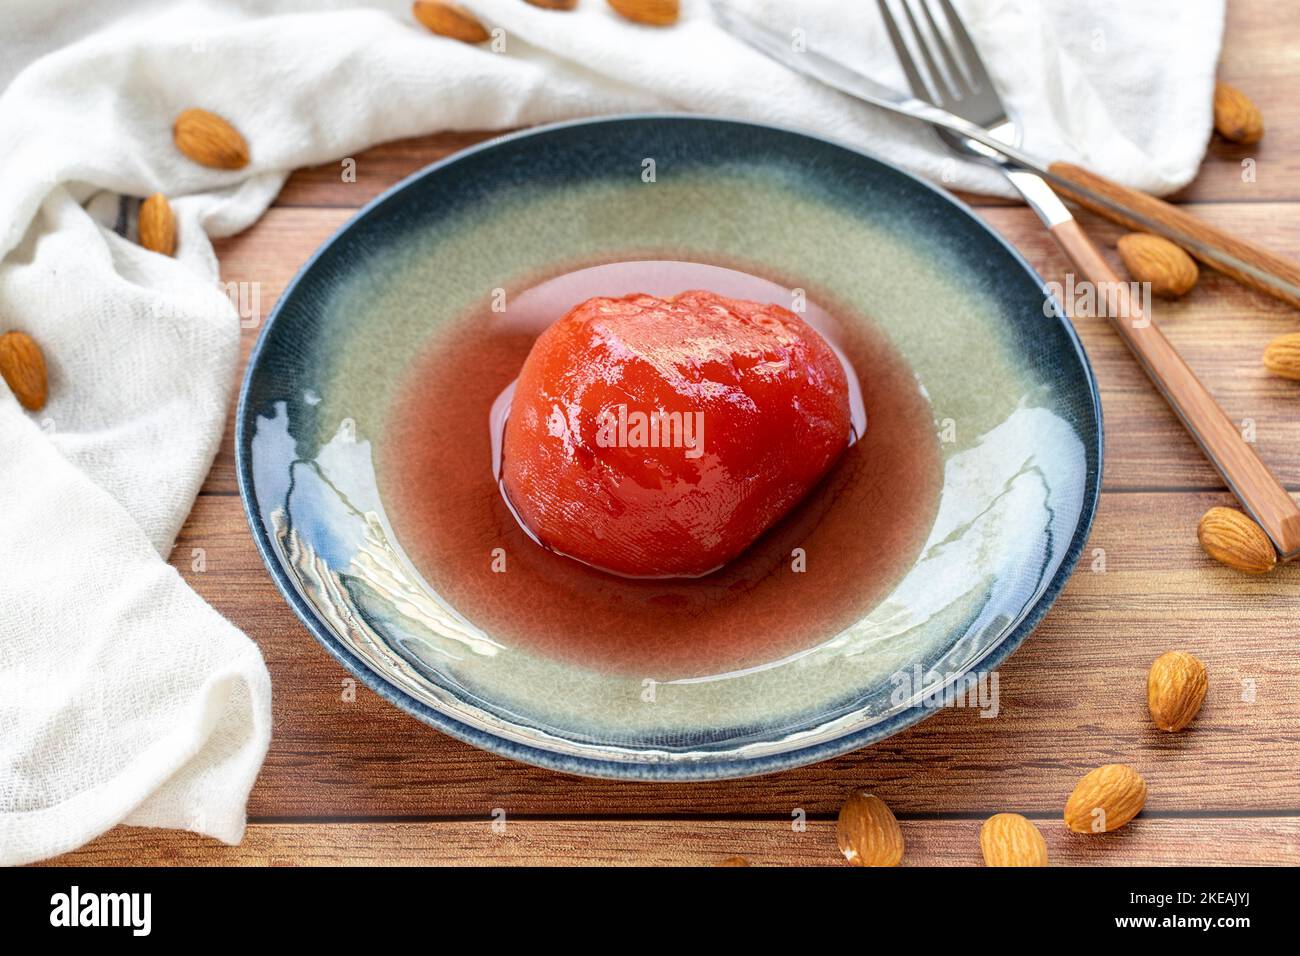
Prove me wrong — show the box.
[0,0,1224,865]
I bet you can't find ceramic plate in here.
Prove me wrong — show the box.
[237,115,1101,780]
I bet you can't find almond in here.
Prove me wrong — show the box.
[1116,232,1199,298]
[525,0,577,8]
[836,791,904,866]
[1064,764,1146,834]
[139,193,176,256]
[1263,332,1300,381]
[0,330,49,412]
[607,0,679,27]
[1197,506,1276,574]
[173,109,249,170]
[1213,82,1264,145]
[979,813,1048,866]
[717,856,750,867]
[413,1,490,42]
[1147,651,1208,732]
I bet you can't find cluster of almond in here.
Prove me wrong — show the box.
[0,107,250,413]
[1115,83,1265,300]
[713,651,1207,867]
[1110,82,1296,575]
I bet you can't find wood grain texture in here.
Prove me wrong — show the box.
[1171,0,1300,203]
[167,492,1300,818]
[1052,160,1300,311]
[1048,215,1300,555]
[275,130,506,207]
[41,818,1300,867]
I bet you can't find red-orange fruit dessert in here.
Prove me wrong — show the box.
[500,290,852,577]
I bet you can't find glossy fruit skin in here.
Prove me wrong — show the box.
[501,290,852,577]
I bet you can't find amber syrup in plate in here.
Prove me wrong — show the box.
[379,261,942,678]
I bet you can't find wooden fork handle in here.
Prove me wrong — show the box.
[1048,161,1300,312]
[1050,218,1300,559]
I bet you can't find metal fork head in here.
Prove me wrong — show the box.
[875,0,1020,158]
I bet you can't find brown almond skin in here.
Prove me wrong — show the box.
[1148,651,1208,732]
[836,791,904,866]
[1197,506,1277,574]
[173,109,249,170]
[717,856,750,867]
[1213,82,1264,145]
[1064,764,1147,834]
[139,193,176,256]
[1116,232,1198,298]
[608,0,679,27]
[524,0,577,8]
[1263,333,1300,381]
[980,813,1048,866]
[413,1,491,42]
[0,330,49,411]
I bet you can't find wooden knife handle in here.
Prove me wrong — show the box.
[1048,161,1300,311]
[1050,217,1300,558]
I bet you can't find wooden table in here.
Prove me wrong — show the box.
[48,1,1300,866]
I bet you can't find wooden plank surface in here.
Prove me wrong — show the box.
[45,0,1300,865]
[1172,0,1300,203]
[43,818,1300,867]
[165,491,1300,819]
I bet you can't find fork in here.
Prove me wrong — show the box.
[876,0,1300,560]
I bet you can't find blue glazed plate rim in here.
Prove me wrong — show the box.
[236,113,1103,781]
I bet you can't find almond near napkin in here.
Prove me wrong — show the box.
[0,0,1223,865]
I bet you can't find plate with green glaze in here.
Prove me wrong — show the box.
[237,115,1101,779]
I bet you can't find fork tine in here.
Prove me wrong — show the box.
[898,0,955,103]
[875,0,932,101]
[935,0,994,92]
[918,0,970,97]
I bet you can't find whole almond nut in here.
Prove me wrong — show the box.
[1116,232,1198,298]
[607,0,679,27]
[836,791,904,866]
[173,109,249,170]
[0,330,49,411]
[1213,82,1264,145]
[1064,764,1146,834]
[413,1,491,42]
[139,193,176,256]
[1263,332,1300,381]
[980,813,1048,866]
[1197,506,1276,574]
[1147,651,1208,732]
